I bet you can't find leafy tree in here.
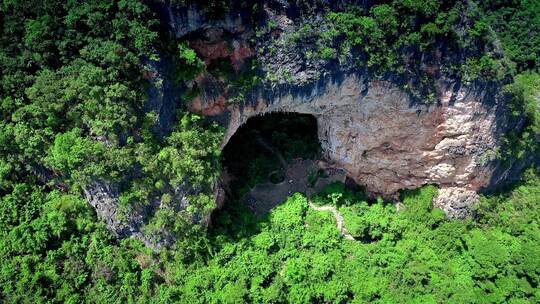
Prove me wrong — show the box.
[481,0,540,71]
[0,1,539,303]
[502,72,540,158]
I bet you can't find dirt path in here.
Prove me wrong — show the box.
[241,138,354,240]
[308,200,355,241]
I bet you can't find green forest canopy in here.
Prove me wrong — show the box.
[0,0,539,302]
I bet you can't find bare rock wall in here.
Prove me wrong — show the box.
[218,74,500,218]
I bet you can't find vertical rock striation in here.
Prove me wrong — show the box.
[216,74,502,218]
[84,1,527,248]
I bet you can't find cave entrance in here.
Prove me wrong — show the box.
[220,112,346,215]
[221,112,320,199]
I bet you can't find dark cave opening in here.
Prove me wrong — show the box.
[213,112,363,239]
[220,112,321,202]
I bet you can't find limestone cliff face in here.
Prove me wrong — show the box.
[155,1,510,218]
[84,1,520,248]
[216,75,500,218]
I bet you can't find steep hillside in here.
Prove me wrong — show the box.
[0,0,538,302]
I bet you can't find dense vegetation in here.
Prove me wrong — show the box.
[179,173,540,303]
[479,0,540,160]
[0,0,539,303]
[256,0,516,102]
[0,0,223,246]
[1,170,538,302]
[480,0,540,72]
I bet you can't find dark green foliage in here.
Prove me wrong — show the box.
[501,72,540,159]
[0,0,539,302]
[0,0,159,186]
[275,0,513,100]
[206,57,262,103]
[0,3,223,301]
[0,0,223,247]
[480,0,540,72]
[472,1,540,161]
[175,0,231,18]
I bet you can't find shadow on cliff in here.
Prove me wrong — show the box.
[481,81,539,194]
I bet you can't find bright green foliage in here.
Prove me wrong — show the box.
[178,43,201,66]
[400,185,444,223]
[146,173,538,303]
[475,169,540,235]
[154,114,223,188]
[502,72,540,159]
[137,113,223,189]
[0,0,538,303]
[176,42,205,80]
[340,199,397,241]
[46,129,107,183]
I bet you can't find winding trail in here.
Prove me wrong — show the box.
[247,135,355,240]
[308,200,355,241]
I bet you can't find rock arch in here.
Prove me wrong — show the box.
[206,73,501,217]
[219,111,322,210]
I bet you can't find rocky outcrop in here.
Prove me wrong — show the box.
[147,1,514,218]
[85,1,521,248]
[433,187,480,219]
[144,55,183,137]
[212,74,502,218]
[83,179,217,249]
[83,180,145,238]
[165,3,247,38]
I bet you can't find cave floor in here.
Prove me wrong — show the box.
[242,159,346,215]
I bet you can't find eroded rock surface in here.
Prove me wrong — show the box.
[84,180,144,238]
[216,74,502,218]
[83,179,215,249]
[154,2,509,218]
[85,1,520,248]
[433,187,480,219]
